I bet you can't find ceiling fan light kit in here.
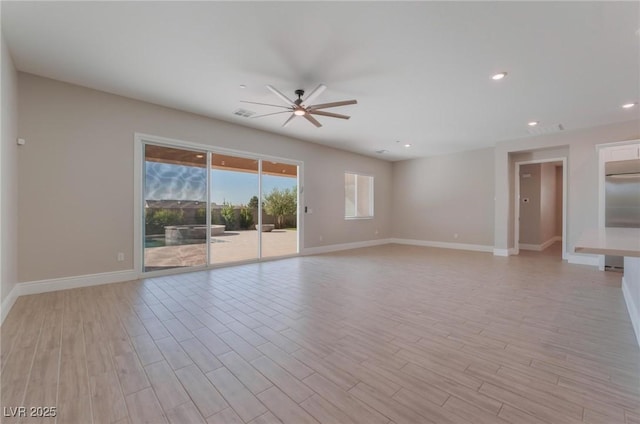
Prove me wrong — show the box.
[241,84,357,128]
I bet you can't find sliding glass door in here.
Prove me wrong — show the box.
[141,140,300,274]
[143,145,208,272]
[261,161,298,258]
[210,153,259,265]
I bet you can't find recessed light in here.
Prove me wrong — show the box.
[622,102,637,109]
[528,121,539,126]
[404,143,412,148]
[196,154,204,158]
[492,72,507,80]
[239,84,246,89]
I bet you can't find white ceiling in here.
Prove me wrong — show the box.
[2,2,639,161]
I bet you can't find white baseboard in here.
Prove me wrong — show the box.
[391,238,493,253]
[302,238,391,255]
[493,248,519,256]
[1,269,137,325]
[1,284,20,325]
[19,269,138,296]
[519,236,562,252]
[566,253,599,267]
[518,243,541,251]
[303,237,493,256]
[622,275,640,348]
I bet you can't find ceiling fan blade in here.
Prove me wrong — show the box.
[252,111,291,118]
[308,100,358,110]
[240,100,290,109]
[301,84,327,107]
[267,85,295,106]
[303,114,322,128]
[308,110,350,120]
[282,113,296,127]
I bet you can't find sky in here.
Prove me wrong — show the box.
[145,162,297,205]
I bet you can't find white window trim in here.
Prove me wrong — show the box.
[344,171,374,220]
[134,132,304,278]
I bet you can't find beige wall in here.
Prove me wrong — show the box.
[555,165,563,237]
[518,164,542,245]
[494,120,639,255]
[1,36,19,306]
[391,147,495,247]
[539,162,557,245]
[12,71,640,285]
[17,73,392,282]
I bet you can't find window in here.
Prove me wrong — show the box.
[345,172,374,218]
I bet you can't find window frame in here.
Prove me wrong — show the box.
[134,132,304,278]
[344,171,374,220]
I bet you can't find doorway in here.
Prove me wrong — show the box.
[514,158,567,259]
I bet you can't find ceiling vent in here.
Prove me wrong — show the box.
[375,149,388,154]
[233,108,255,118]
[527,123,564,135]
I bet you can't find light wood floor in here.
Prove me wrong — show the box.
[2,243,639,424]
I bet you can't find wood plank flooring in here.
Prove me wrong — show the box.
[2,243,639,423]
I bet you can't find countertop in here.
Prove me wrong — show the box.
[574,227,640,257]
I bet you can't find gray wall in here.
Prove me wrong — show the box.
[17,73,392,282]
[391,147,495,247]
[392,121,637,257]
[539,162,557,245]
[555,165,563,237]
[1,36,19,306]
[11,71,640,286]
[518,164,542,245]
[495,121,639,254]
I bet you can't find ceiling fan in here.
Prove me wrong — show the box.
[241,84,357,128]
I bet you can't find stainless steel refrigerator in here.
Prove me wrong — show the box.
[605,159,640,270]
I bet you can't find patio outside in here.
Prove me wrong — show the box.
[144,144,299,272]
[144,228,298,271]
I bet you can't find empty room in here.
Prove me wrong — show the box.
[1,2,639,424]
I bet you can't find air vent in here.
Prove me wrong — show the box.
[233,108,255,118]
[375,149,388,154]
[527,123,564,135]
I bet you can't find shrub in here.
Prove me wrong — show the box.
[195,207,206,225]
[263,187,297,229]
[248,195,259,209]
[239,205,254,229]
[145,209,184,235]
[221,202,236,230]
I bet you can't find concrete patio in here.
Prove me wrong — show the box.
[144,229,298,271]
